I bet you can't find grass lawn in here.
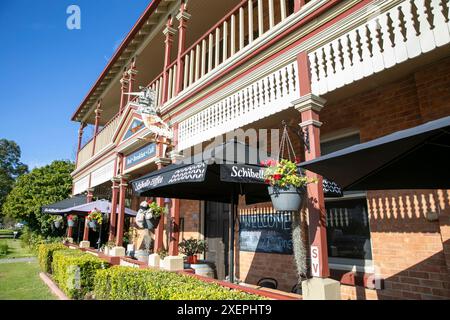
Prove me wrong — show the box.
[0,262,56,300]
[0,239,34,259]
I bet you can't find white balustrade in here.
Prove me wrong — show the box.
[177,62,300,151]
[309,0,450,96]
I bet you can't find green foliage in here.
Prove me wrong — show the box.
[0,243,8,256]
[51,250,109,300]
[263,159,316,188]
[2,160,74,236]
[37,243,67,274]
[20,226,63,253]
[178,238,207,257]
[0,139,28,212]
[148,201,167,218]
[87,209,103,225]
[94,266,265,300]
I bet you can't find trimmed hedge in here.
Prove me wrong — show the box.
[52,250,109,299]
[94,267,266,300]
[37,243,67,273]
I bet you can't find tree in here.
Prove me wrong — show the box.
[0,139,28,211]
[2,160,74,236]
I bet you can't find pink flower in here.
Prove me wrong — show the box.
[273,174,282,181]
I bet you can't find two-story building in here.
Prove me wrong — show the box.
[70,0,450,300]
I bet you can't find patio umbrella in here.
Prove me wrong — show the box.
[299,116,450,191]
[58,199,137,216]
[41,195,87,214]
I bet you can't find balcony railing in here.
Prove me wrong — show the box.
[76,112,121,169]
[75,0,317,170]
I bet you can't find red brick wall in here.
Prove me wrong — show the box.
[236,56,450,299]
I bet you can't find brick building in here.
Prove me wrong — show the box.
[68,0,450,299]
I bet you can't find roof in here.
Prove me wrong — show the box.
[71,0,164,123]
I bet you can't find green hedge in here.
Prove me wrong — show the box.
[37,243,67,273]
[52,250,109,300]
[94,267,266,300]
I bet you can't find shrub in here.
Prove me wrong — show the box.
[37,243,67,273]
[94,266,266,300]
[20,227,62,253]
[52,250,109,300]
[0,243,9,256]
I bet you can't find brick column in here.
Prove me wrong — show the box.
[161,16,176,104]
[115,175,129,247]
[119,69,129,114]
[83,188,95,242]
[108,177,120,242]
[294,94,329,278]
[175,1,190,95]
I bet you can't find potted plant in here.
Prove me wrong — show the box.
[262,159,316,212]
[67,215,77,227]
[87,209,103,230]
[179,238,207,264]
[53,216,63,229]
[144,201,167,230]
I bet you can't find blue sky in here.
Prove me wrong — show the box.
[0,0,150,169]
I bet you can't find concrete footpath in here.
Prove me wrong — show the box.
[0,257,37,264]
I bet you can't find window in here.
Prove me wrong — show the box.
[321,132,373,270]
[325,198,372,261]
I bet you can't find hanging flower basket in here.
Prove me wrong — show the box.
[87,209,103,230]
[67,215,77,227]
[53,216,63,229]
[140,201,167,230]
[268,185,304,212]
[263,159,316,212]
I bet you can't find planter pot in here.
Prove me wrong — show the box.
[187,255,198,264]
[54,221,61,229]
[146,216,161,230]
[88,221,97,229]
[67,220,75,227]
[268,185,304,212]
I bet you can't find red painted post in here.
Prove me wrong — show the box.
[161,16,176,104]
[108,177,120,242]
[127,58,138,103]
[75,122,86,167]
[83,188,94,242]
[175,1,190,95]
[294,51,330,278]
[294,0,306,12]
[91,100,102,156]
[169,199,181,256]
[67,223,73,238]
[115,175,128,247]
[119,69,129,114]
[169,123,181,256]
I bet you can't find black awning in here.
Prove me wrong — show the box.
[300,116,450,191]
[41,195,87,214]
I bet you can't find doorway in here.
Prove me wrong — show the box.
[204,201,230,280]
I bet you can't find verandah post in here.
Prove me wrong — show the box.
[108,176,120,242]
[175,1,191,95]
[91,100,102,157]
[119,69,129,114]
[162,16,176,104]
[292,51,341,299]
[79,187,94,248]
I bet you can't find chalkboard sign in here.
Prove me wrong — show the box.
[239,212,293,255]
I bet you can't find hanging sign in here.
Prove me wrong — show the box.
[125,143,156,170]
[239,212,293,255]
